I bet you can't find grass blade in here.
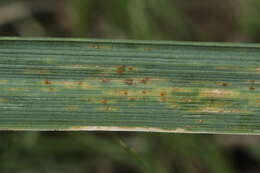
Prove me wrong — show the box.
[0,37,260,134]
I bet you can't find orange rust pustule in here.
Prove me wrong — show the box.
[140,77,150,84]
[160,92,166,97]
[116,66,126,75]
[250,86,256,90]
[128,66,134,71]
[123,90,128,96]
[124,79,134,85]
[221,82,228,87]
[101,99,108,104]
[128,97,136,101]
[141,90,147,94]
[44,80,51,85]
[78,81,83,86]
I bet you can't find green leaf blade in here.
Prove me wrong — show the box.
[0,37,260,134]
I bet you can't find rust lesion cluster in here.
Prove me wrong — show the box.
[116,65,135,75]
[124,79,134,85]
[221,82,228,87]
[44,80,51,85]
[249,86,256,90]
[116,65,126,75]
[140,77,150,84]
[42,80,55,92]
[159,91,167,102]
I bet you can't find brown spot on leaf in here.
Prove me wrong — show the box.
[140,77,150,84]
[101,99,108,104]
[44,80,51,85]
[124,79,134,85]
[128,66,134,71]
[141,90,147,94]
[117,66,126,75]
[160,92,166,97]
[250,86,256,90]
[128,97,136,101]
[123,90,128,96]
[221,82,228,87]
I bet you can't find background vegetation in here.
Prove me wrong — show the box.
[1,0,260,172]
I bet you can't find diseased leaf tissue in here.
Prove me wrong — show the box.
[0,37,260,134]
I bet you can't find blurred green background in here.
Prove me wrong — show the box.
[1,0,260,172]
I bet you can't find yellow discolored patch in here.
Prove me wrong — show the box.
[128,96,137,101]
[7,88,28,91]
[98,106,118,111]
[0,80,7,84]
[100,99,108,104]
[199,89,239,98]
[65,105,79,111]
[256,67,260,72]
[80,96,91,102]
[42,87,58,92]
[0,98,8,102]
[172,87,192,93]
[61,64,100,70]
[78,81,95,90]
[120,90,128,96]
[140,90,147,95]
[168,101,179,108]
[52,81,94,90]
[62,81,78,89]
[197,107,242,113]
[178,98,192,103]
